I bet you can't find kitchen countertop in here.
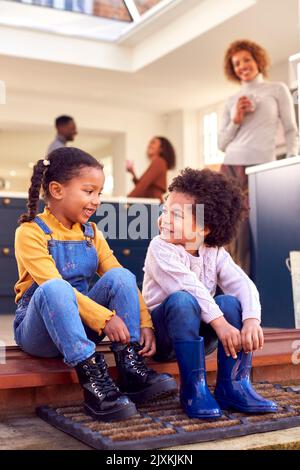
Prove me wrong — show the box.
[246,155,300,175]
[0,192,160,204]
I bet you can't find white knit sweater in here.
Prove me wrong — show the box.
[142,236,261,324]
[218,74,298,165]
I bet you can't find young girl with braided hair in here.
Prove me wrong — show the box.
[14,147,176,421]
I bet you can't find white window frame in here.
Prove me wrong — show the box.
[202,111,224,165]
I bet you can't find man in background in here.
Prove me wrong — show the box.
[47,115,77,155]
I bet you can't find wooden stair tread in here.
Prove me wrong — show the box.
[1,329,300,390]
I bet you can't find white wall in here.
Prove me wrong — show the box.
[0,91,166,195]
[163,109,200,184]
[164,110,184,181]
[269,60,290,84]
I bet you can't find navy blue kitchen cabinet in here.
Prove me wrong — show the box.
[90,200,160,290]
[247,157,300,328]
[0,194,159,313]
[0,195,26,313]
[0,195,44,314]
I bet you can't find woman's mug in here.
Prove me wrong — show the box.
[245,93,260,112]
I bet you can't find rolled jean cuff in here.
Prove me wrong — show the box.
[64,346,95,367]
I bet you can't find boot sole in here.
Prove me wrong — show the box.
[84,401,137,422]
[215,397,278,414]
[180,400,222,419]
[182,409,222,419]
[124,377,178,404]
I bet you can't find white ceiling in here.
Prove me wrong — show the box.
[0,0,299,114]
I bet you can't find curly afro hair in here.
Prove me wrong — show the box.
[168,168,244,247]
[224,39,270,83]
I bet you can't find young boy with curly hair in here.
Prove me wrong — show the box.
[142,168,278,419]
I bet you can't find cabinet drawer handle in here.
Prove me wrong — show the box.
[3,198,11,206]
[2,247,10,256]
[122,248,131,256]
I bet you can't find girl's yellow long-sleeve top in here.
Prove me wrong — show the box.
[14,207,153,334]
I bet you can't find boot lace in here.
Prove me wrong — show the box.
[126,344,155,377]
[83,355,119,398]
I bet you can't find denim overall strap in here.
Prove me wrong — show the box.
[34,217,94,246]
[16,217,54,310]
[83,222,94,239]
[82,222,94,247]
[34,217,94,236]
[34,216,53,236]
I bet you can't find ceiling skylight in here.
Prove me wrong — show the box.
[12,0,165,21]
[1,0,170,41]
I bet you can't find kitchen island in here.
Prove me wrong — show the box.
[246,156,300,328]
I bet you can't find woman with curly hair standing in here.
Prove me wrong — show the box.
[219,39,298,273]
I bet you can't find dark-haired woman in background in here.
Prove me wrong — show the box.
[219,39,298,274]
[126,136,176,202]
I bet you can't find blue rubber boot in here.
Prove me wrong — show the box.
[214,345,278,413]
[174,339,222,419]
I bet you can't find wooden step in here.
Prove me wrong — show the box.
[0,343,177,390]
[0,329,299,412]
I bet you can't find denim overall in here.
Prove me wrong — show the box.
[14,217,140,366]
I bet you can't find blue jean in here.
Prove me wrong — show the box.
[150,291,242,361]
[14,268,140,367]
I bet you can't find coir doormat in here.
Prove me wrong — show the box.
[36,383,300,450]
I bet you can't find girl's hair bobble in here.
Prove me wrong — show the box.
[43,159,50,167]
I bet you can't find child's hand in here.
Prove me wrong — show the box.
[210,316,242,359]
[241,318,264,353]
[139,327,156,357]
[104,316,130,344]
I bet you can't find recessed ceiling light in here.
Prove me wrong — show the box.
[9,170,17,177]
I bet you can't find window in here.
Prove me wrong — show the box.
[8,0,170,41]
[101,155,114,195]
[134,0,162,15]
[203,112,224,165]
[0,80,6,104]
[13,0,165,20]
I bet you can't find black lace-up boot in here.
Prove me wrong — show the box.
[75,352,137,421]
[111,342,177,403]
